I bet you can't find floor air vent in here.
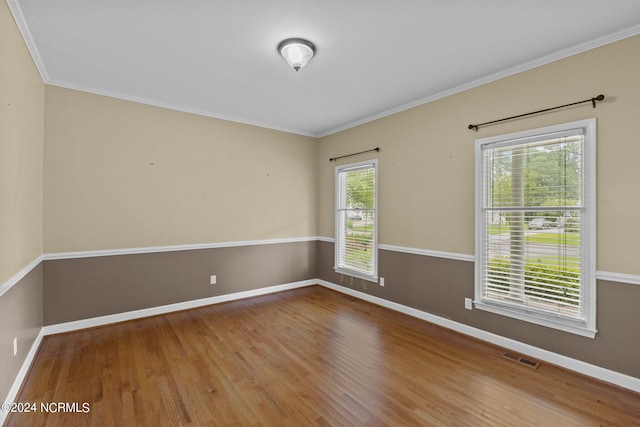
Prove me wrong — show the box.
[501,352,541,369]
[341,295,358,302]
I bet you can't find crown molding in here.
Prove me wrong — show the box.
[317,25,640,138]
[6,0,49,82]
[45,79,318,138]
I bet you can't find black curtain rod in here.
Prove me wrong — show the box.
[329,147,380,162]
[468,94,605,131]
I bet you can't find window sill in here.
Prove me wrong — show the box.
[474,300,597,338]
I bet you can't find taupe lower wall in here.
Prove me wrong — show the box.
[0,265,43,401]
[317,240,640,379]
[3,239,638,393]
[43,241,317,325]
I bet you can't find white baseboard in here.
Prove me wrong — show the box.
[316,279,640,394]
[3,275,638,425]
[1,279,313,425]
[42,279,316,336]
[0,329,45,427]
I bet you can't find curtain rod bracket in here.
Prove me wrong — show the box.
[468,94,604,131]
[591,94,604,108]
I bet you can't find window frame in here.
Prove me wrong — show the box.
[474,119,597,338]
[334,159,379,282]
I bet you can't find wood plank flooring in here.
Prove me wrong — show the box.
[7,285,640,426]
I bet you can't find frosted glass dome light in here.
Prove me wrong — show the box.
[278,38,316,71]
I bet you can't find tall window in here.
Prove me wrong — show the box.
[475,119,596,337]
[335,160,378,281]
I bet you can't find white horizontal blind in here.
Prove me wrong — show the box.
[335,162,377,279]
[480,130,586,319]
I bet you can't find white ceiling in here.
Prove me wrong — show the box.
[9,0,640,137]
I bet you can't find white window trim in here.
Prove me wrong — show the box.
[334,159,379,282]
[474,119,597,338]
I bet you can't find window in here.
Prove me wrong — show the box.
[335,160,378,281]
[475,119,596,337]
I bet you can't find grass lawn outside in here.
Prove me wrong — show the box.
[488,224,580,247]
[525,231,580,246]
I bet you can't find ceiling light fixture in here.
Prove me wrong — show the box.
[278,38,316,71]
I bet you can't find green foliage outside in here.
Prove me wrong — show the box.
[487,258,580,306]
[485,139,583,310]
[346,169,375,210]
[490,140,582,210]
[343,167,376,271]
[563,216,580,232]
[345,233,373,268]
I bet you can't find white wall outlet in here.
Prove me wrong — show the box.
[465,298,473,310]
[210,275,217,285]
[379,277,385,286]
[13,337,17,356]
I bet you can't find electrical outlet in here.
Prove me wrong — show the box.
[210,275,217,285]
[361,280,367,290]
[13,337,17,356]
[465,298,473,310]
[379,277,385,287]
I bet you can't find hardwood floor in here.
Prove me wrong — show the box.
[7,285,640,426]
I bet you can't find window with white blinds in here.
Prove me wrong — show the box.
[335,160,378,281]
[474,119,596,337]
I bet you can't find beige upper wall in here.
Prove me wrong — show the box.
[318,35,640,276]
[37,33,640,275]
[0,0,44,283]
[44,87,317,252]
